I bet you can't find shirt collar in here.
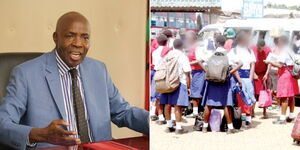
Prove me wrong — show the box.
[55,50,80,77]
[216,47,226,52]
[236,45,244,49]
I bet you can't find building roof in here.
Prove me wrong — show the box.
[151,0,221,12]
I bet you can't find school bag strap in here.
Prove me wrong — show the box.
[160,46,173,57]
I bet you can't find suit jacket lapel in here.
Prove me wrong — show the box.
[45,51,67,121]
[79,60,101,141]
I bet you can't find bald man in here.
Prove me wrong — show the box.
[0,12,149,149]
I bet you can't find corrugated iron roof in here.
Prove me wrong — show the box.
[151,0,221,8]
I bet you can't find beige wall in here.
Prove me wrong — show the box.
[0,0,147,138]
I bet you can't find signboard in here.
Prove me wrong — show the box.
[242,0,264,18]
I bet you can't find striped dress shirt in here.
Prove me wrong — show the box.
[55,51,92,142]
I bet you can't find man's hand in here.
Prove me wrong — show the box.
[29,120,80,146]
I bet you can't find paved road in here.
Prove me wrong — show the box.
[150,105,300,150]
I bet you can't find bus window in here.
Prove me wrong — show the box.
[264,31,274,48]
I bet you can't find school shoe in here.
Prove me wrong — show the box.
[156,120,166,125]
[202,127,208,133]
[165,127,175,133]
[286,117,295,123]
[226,129,237,134]
[272,119,286,124]
[175,128,188,135]
[150,115,158,121]
[243,121,252,129]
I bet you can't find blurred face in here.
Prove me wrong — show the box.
[239,34,250,47]
[53,18,90,67]
[278,38,287,48]
[186,33,196,46]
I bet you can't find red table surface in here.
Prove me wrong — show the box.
[38,136,149,150]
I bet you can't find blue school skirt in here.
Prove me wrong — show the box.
[238,69,250,78]
[237,69,256,106]
[150,70,161,102]
[159,83,189,106]
[201,76,235,107]
[190,70,206,99]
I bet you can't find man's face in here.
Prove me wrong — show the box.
[54,20,90,67]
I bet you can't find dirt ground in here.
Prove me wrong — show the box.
[150,105,300,150]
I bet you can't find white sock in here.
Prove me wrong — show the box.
[158,114,165,121]
[246,116,252,122]
[166,120,173,128]
[227,123,234,129]
[171,113,176,120]
[203,122,209,128]
[176,122,182,130]
[150,106,156,116]
[289,113,295,119]
[193,107,198,115]
[280,115,286,121]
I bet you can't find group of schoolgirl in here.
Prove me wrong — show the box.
[150,28,299,135]
[150,29,256,134]
[150,29,192,134]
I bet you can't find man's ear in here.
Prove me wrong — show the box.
[53,32,58,44]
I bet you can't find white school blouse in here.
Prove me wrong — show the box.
[202,47,232,67]
[278,46,295,66]
[227,45,256,70]
[195,46,209,61]
[152,46,164,70]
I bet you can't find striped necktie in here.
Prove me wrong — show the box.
[69,68,90,143]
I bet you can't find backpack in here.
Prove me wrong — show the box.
[154,52,180,93]
[205,51,230,83]
[286,52,300,79]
